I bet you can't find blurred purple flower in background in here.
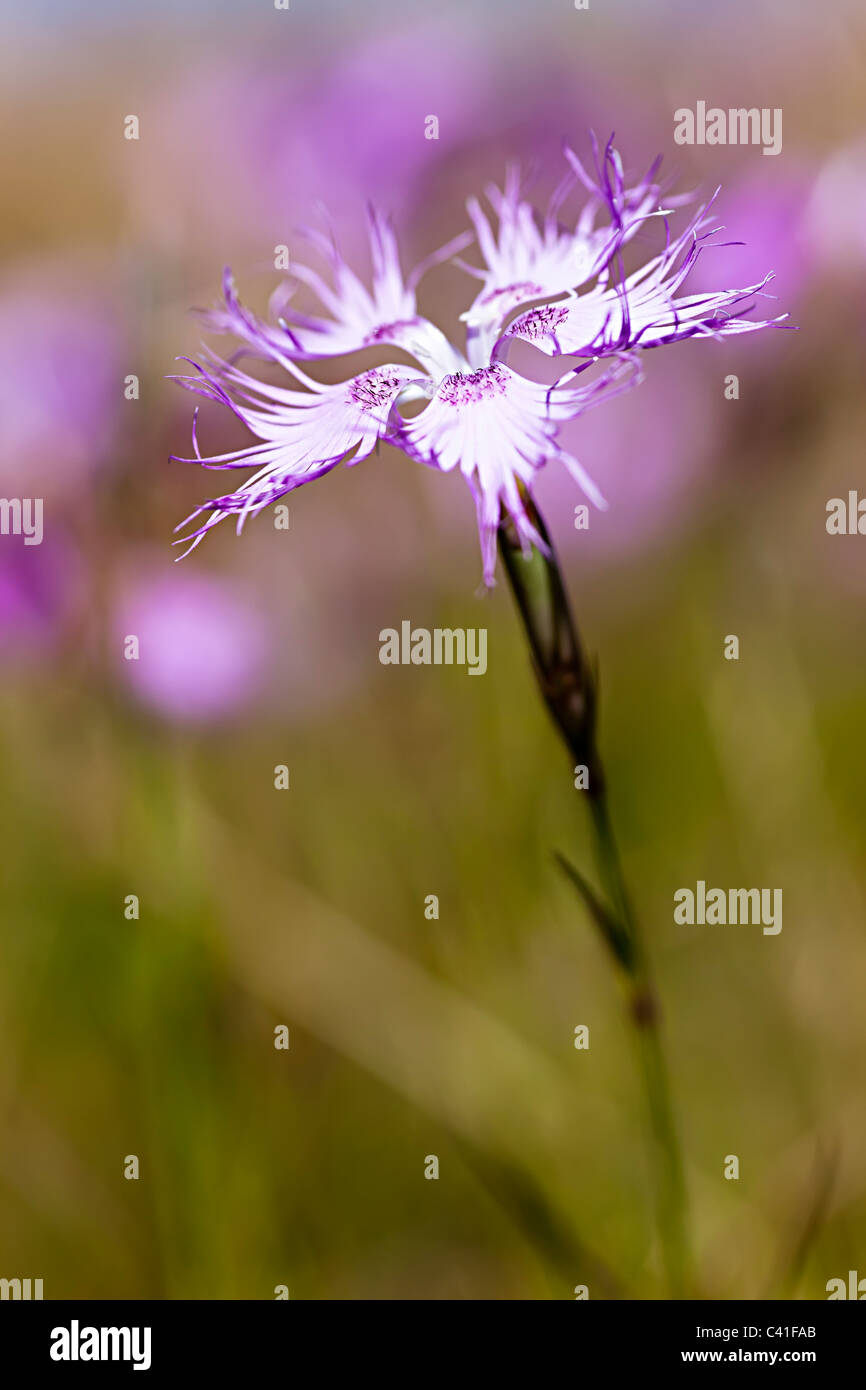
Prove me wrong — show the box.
[113,565,268,723]
[129,25,494,257]
[0,261,123,498]
[807,138,866,274]
[535,347,716,560]
[0,532,83,663]
[686,163,816,304]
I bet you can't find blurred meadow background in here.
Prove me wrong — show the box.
[1,0,865,1299]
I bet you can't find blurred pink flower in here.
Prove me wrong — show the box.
[0,261,123,498]
[806,139,866,274]
[686,163,816,303]
[113,565,268,722]
[0,531,82,662]
[130,27,494,256]
[534,346,718,560]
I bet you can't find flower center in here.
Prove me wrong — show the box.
[438,364,509,406]
[348,369,406,412]
[506,303,569,340]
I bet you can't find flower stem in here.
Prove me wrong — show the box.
[498,496,691,1297]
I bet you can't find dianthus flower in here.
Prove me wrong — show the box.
[172,136,781,583]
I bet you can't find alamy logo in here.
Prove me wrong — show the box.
[674,881,782,935]
[50,1320,152,1371]
[0,1276,43,1299]
[379,621,487,676]
[674,102,782,156]
[826,492,866,535]
[827,1270,866,1299]
[0,497,43,545]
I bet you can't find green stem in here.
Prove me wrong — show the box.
[588,792,690,1297]
[498,497,691,1297]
